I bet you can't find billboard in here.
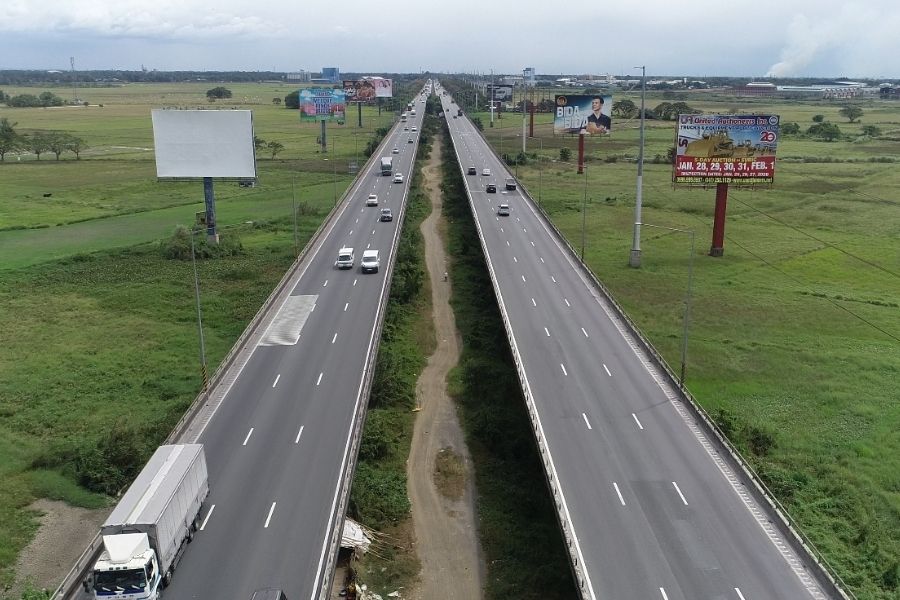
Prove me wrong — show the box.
[673,114,779,185]
[298,88,346,122]
[554,94,612,135]
[488,84,513,103]
[343,78,393,101]
[151,110,256,179]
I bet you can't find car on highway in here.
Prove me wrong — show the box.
[486,183,497,193]
[250,589,287,600]
[366,194,378,206]
[403,126,409,131]
[392,147,400,154]
[393,172,404,184]
[497,203,510,216]
[335,247,355,269]
[505,177,517,190]
[411,126,418,132]
[482,168,491,176]
[467,166,477,175]
[380,208,393,222]
[361,250,380,273]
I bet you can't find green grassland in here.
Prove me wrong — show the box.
[464,92,900,599]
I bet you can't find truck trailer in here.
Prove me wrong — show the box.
[88,444,209,600]
[380,156,393,176]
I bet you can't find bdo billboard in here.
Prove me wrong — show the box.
[299,88,346,122]
[674,114,779,185]
[554,94,612,135]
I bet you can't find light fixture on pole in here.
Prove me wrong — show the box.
[629,65,646,268]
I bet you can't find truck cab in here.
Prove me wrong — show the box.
[91,533,162,599]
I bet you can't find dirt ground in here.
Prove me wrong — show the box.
[405,133,486,599]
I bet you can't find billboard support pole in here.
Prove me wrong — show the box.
[710,183,728,257]
[577,133,585,174]
[320,120,327,153]
[203,177,218,243]
[357,101,362,128]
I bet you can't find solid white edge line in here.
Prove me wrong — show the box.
[613,482,626,506]
[295,425,304,444]
[673,481,689,506]
[198,504,215,531]
[264,502,276,528]
[272,374,280,388]
[242,428,253,446]
[632,413,644,430]
[582,412,592,430]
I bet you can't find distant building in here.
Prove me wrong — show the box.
[524,67,536,87]
[321,67,340,83]
[286,70,311,82]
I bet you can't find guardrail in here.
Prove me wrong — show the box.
[446,99,853,600]
[51,126,393,600]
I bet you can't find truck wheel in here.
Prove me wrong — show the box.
[162,570,172,588]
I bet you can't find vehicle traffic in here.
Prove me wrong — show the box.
[361,250,380,273]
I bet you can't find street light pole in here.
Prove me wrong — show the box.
[638,222,695,387]
[189,230,208,389]
[291,175,298,255]
[630,65,647,268]
[581,165,588,261]
[527,135,543,209]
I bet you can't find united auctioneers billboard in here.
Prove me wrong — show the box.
[298,88,346,122]
[343,78,393,101]
[554,94,612,135]
[673,114,779,186]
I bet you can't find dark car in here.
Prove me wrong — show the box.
[467,166,477,175]
[486,183,497,193]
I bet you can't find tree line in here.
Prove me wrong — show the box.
[0,118,87,161]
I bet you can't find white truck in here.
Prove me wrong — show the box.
[87,444,209,600]
[380,156,393,176]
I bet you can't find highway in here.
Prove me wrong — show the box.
[159,93,429,599]
[437,85,833,600]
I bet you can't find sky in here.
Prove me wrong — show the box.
[2,0,899,78]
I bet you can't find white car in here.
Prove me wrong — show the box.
[366,194,378,206]
[497,204,510,216]
[335,247,355,269]
[411,126,418,132]
[361,250,380,273]
[482,168,491,176]
[392,147,400,154]
[393,173,404,184]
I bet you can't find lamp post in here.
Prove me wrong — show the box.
[580,164,588,261]
[189,229,209,389]
[638,222,695,387]
[291,175,299,255]
[526,135,543,209]
[630,65,647,268]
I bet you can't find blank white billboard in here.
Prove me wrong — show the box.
[152,110,257,178]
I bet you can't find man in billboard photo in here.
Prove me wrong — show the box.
[585,96,611,134]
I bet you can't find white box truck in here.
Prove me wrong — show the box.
[88,444,209,599]
[380,156,393,176]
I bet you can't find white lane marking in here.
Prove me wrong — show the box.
[544,327,550,337]
[540,257,545,263]
[531,298,537,307]
[531,241,535,247]
[331,333,337,344]
[199,504,215,531]
[564,298,571,307]
[500,227,504,233]
[311,303,316,312]
[242,428,254,446]
[673,481,689,506]
[366,243,371,249]
[582,412,592,429]
[560,364,568,376]
[355,218,359,223]
[613,482,626,506]
[344,303,349,312]
[551,276,557,283]
[353,279,357,286]
[603,364,612,377]
[372,229,376,235]
[521,275,526,282]
[513,256,518,263]
[581,327,589,338]
[660,589,669,600]
[523,227,527,233]
[506,240,510,246]
[349,230,353,236]
[272,374,280,388]
[295,425,304,444]
[316,372,323,386]
[323,280,328,287]
[264,502,277,528]
[735,589,747,600]
[632,413,644,430]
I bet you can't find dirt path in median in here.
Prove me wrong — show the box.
[406,133,485,599]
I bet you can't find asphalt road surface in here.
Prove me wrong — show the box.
[436,84,832,600]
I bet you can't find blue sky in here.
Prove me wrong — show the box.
[1,0,898,78]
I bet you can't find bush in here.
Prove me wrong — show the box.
[559,147,572,162]
[159,226,244,260]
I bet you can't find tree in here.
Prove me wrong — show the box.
[38,91,63,107]
[8,94,41,108]
[812,114,825,123]
[24,132,50,160]
[266,140,284,159]
[253,135,266,151]
[781,122,801,135]
[838,105,863,123]
[0,117,20,161]
[559,147,572,162]
[65,135,87,159]
[46,132,74,160]
[284,91,299,109]
[272,97,281,105]
[206,86,232,100]
[807,122,842,141]
[860,124,881,137]
[612,99,637,119]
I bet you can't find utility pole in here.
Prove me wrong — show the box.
[629,65,646,268]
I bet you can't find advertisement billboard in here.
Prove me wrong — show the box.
[151,110,256,179]
[343,78,393,101]
[554,94,612,135]
[298,88,346,122]
[486,84,513,106]
[673,114,779,185]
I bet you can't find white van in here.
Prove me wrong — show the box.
[336,247,355,269]
[361,250,380,273]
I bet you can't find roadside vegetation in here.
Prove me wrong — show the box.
[442,78,900,600]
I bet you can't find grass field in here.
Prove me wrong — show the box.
[455,86,900,599]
